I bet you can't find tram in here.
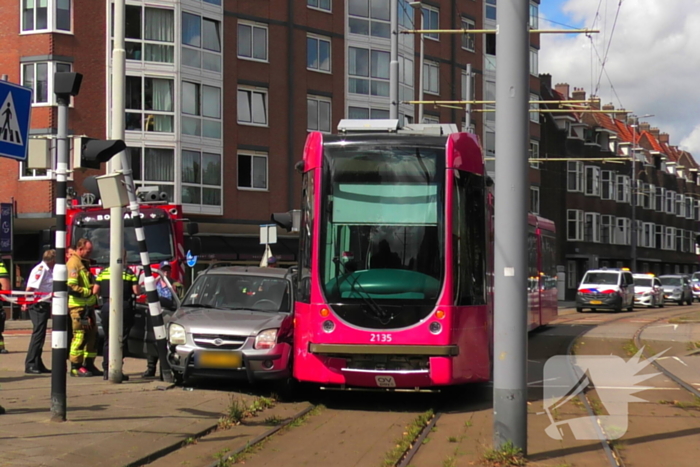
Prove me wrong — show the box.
[290,120,556,389]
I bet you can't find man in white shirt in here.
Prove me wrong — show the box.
[24,249,56,374]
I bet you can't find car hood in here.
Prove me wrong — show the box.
[634,286,654,292]
[170,307,288,336]
[661,285,682,292]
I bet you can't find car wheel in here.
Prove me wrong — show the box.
[678,299,684,306]
[274,376,299,402]
[614,305,623,313]
[576,307,584,313]
[173,371,186,386]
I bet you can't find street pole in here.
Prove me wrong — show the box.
[390,0,399,119]
[108,0,126,383]
[51,72,83,421]
[465,63,472,131]
[630,120,637,273]
[410,2,424,123]
[493,0,529,454]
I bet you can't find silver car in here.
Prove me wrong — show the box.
[658,274,693,306]
[166,266,294,386]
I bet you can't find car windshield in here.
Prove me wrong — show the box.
[582,272,618,285]
[183,274,291,313]
[660,277,682,286]
[692,273,700,282]
[634,278,653,287]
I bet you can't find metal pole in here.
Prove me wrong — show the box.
[51,96,69,422]
[630,122,637,273]
[465,63,472,131]
[390,0,399,119]
[410,2,425,123]
[493,0,529,453]
[108,0,126,383]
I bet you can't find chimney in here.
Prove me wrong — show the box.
[616,109,628,123]
[659,133,670,144]
[555,83,570,99]
[649,127,660,139]
[640,122,651,132]
[589,95,600,109]
[540,73,552,90]
[571,87,586,101]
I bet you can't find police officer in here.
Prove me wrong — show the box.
[0,260,10,354]
[67,239,101,377]
[24,249,56,373]
[95,252,139,381]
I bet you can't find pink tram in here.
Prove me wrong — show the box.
[291,122,557,390]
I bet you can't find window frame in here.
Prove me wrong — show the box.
[181,81,222,139]
[181,149,223,210]
[124,75,175,134]
[529,140,539,169]
[584,166,601,197]
[422,6,440,41]
[128,145,176,202]
[21,61,72,106]
[584,212,601,243]
[182,12,223,72]
[423,60,440,95]
[530,186,540,215]
[307,0,331,13]
[567,209,584,241]
[237,87,269,127]
[461,17,475,52]
[237,20,268,63]
[237,152,268,191]
[306,34,332,73]
[307,95,332,133]
[118,5,175,65]
[529,2,539,29]
[567,161,583,193]
[19,135,75,180]
[529,93,539,123]
[348,46,391,98]
[601,170,616,200]
[601,214,616,244]
[529,48,538,76]
[20,0,72,34]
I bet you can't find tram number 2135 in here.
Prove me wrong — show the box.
[370,333,392,343]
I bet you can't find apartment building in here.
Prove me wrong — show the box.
[0,1,491,275]
[539,75,700,300]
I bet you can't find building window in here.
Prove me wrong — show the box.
[237,88,268,126]
[348,47,390,97]
[22,61,71,105]
[307,96,331,133]
[529,140,539,169]
[642,222,654,249]
[567,209,584,241]
[348,0,391,38]
[484,80,495,123]
[664,226,674,249]
[601,215,615,244]
[238,152,267,190]
[128,146,175,201]
[486,0,497,21]
[421,6,439,40]
[676,228,683,252]
[529,93,539,123]
[529,48,538,76]
[182,150,222,206]
[584,213,601,243]
[655,224,663,249]
[665,190,674,213]
[675,192,683,216]
[695,199,700,220]
[530,186,540,214]
[120,6,174,63]
[616,174,630,203]
[567,161,583,193]
[183,13,222,71]
[181,82,222,139]
[423,60,439,95]
[646,183,655,210]
[125,76,174,133]
[685,195,694,219]
[461,17,475,51]
[308,0,331,12]
[567,260,577,289]
[584,166,601,197]
[307,35,331,72]
[656,186,665,212]
[601,170,616,200]
[22,0,71,33]
[529,2,538,29]
[616,217,631,246]
[348,106,390,120]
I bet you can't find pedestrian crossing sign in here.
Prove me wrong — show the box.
[0,81,32,162]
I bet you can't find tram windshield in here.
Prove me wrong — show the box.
[319,143,445,329]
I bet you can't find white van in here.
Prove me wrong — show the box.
[575,268,635,313]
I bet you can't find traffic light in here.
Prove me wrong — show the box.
[271,210,301,232]
[77,137,126,170]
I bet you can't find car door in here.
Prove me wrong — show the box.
[623,273,635,306]
[653,278,662,305]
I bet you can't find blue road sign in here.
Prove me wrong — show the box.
[0,81,32,161]
[186,250,198,267]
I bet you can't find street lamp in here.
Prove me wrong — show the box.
[409,2,424,123]
[630,113,654,273]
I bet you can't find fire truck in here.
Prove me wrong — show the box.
[62,192,199,358]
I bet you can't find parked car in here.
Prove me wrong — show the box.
[575,268,635,313]
[658,275,693,305]
[166,266,295,387]
[691,272,700,302]
[632,274,664,308]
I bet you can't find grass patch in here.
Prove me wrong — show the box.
[669,311,700,324]
[443,456,457,467]
[622,340,639,357]
[659,397,700,411]
[482,441,527,466]
[263,415,284,426]
[588,396,605,416]
[448,436,458,443]
[381,410,434,467]
[218,395,277,429]
[184,437,197,446]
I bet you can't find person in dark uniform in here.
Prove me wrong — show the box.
[24,249,56,373]
[0,260,10,354]
[95,255,139,381]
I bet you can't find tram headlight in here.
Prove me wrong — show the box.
[322,320,335,333]
[429,321,442,335]
[168,323,186,345]
[255,329,278,350]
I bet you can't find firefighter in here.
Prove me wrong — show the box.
[95,251,139,381]
[67,239,101,377]
[0,260,10,354]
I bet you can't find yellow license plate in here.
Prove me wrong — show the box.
[196,351,242,369]
[590,300,602,305]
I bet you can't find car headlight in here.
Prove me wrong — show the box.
[254,329,278,350]
[168,323,186,345]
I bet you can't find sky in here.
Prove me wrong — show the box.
[538,0,700,159]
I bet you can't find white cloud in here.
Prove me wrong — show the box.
[540,0,700,159]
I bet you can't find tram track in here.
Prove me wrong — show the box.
[562,305,700,467]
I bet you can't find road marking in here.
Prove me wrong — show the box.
[652,324,679,330]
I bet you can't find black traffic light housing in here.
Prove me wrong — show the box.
[79,137,127,170]
[271,210,301,232]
